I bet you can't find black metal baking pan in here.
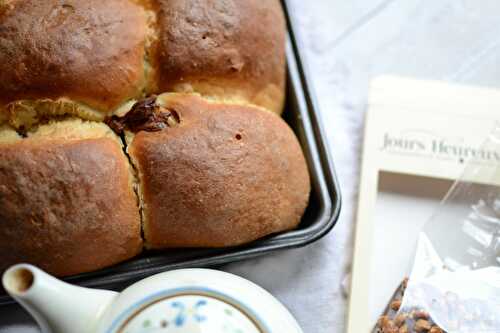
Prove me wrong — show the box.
[0,0,341,305]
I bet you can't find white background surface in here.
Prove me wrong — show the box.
[2,1,500,332]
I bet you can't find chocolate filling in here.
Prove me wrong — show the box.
[105,96,180,134]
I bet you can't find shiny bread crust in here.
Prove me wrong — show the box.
[128,94,310,248]
[0,136,142,276]
[0,0,147,112]
[152,0,286,114]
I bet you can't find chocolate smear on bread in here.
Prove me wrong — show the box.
[106,96,180,134]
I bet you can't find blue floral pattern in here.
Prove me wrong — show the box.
[123,296,256,333]
[112,287,269,333]
[171,299,207,327]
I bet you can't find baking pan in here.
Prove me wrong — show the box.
[0,0,341,305]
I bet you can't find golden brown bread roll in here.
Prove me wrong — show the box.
[151,0,286,114]
[119,94,310,248]
[0,0,309,276]
[0,0,147,114]
[0,120,142,276]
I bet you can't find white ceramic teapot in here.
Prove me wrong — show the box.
[2,264,303,333]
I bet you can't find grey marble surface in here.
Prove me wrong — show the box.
[2,1,500,332]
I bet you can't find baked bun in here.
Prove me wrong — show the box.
[0,0,147,117]
[120,94,309,248]
[152,0,286,114]
[0,120,142,276]
[0,0,308,276]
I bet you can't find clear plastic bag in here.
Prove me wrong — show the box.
[400,125,500,332]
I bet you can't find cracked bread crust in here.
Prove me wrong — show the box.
[0,0,147,112]
[152,0,286,114]
[127,94,310,248]
[0,122,142,276]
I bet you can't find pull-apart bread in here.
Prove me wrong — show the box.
[0,0,310,276]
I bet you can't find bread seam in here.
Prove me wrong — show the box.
[114,131,146,246]
[0,98,144,132]
[1,92,277,135]
[129,0,159,97]
[142,3,159,96]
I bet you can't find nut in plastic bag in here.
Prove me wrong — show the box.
[401,125,500,332]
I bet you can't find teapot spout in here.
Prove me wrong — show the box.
[2,264,118,333]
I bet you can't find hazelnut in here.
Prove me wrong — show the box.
[399,324,409,333]
[378,315,391,327]
[394,313,407,327]
[378,316,398,333]
[382,325,398,333]
[390,300,402,311]
[414,319,432,332]
[429,326,444,333]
